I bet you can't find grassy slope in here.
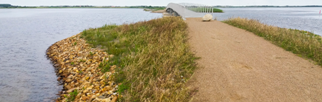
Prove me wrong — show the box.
[81,17,197,102]
[224,17,322,65]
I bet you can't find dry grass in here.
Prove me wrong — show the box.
[80,17,198,102]
[224,17,322,65]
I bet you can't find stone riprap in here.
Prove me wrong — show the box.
[47,34,118,102]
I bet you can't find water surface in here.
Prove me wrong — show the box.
[214,7,322,35]
[0,8,161,102]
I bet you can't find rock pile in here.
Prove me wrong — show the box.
[47,34,119,102]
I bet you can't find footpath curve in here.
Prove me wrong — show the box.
[186,18,322,102]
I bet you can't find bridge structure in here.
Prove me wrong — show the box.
[165,3,216,19]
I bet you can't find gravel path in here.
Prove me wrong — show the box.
[186,18,322,102]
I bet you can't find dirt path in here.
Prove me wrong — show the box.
[186,18,322,102]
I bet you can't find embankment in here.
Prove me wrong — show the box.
[47,17,198,102]
[47,34,118,102]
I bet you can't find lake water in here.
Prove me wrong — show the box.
[0,7,321,102]
[0,8,162,102]
[214,7,322,35]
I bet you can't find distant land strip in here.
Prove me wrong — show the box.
[0,4,166,9]
[1,4,322,8]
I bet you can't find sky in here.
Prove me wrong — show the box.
[0,0,321,6]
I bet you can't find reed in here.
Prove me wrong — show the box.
[81,17,198,102]
[224,17,322,65]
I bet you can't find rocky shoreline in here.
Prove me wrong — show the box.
[47,34,119,102]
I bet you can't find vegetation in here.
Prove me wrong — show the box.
[81,17,198,102]
[134,6,165,11]
[151,7,166,11]
[189,7,223,13]
[224,17,322,65]
[143,7,166,12]
[0,4,12,8]
[143,7,165,12]
[0,4,166,9]
[65,90,78,102]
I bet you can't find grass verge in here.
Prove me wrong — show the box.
[81,17,198,102]
[223,17,322,65]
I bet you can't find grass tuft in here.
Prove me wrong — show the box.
[65,90,78,102]
[224,17,322,65]
[81,17,198,102]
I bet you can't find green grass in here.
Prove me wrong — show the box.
[65,90,78,102]
[81,17,198,102]
[143,7,166,11]
[150,7,166,11]
[224,17,322,65]
[189,7,223,13]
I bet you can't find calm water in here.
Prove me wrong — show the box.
[0,7,321,102]
[0,8,162,102]
[214,7,322,35]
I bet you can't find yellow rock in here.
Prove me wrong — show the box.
[47,34,120,101]
[104,86,111,91]
[111,96,118,102]
[65,79,72,83]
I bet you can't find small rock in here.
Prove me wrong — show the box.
[54,64,60,67]
[57,77,61,81]
[67,87,78,93]
[98,95,106,99]
[202,14,213,22]
[111,96,118,102]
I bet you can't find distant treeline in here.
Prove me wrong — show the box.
[2,4,321,8]
[0,4,166,9]
[129,6,165,10]
[0,4,13,8]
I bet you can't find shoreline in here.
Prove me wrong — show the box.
[45,16,322,101]
[47,17,197,101]
[46,34,118,101]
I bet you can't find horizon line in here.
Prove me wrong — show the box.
[2,4,322,7]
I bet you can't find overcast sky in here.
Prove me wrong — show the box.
[1,0,321,6]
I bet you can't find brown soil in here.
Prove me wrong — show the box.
[186,18,322,102]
